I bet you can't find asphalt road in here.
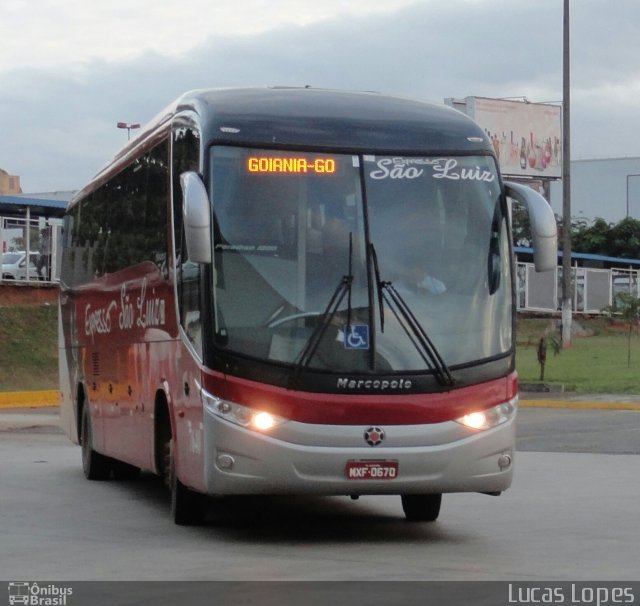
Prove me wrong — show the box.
[1,407,639,585]
[517,407,640,454]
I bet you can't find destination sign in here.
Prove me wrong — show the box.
[248,156,336,175]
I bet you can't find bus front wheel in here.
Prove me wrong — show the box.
[168,439,207,526]
[401,494,442,522]
[80,405,111,481]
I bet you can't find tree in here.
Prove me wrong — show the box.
[608,217,640,259]
[568,215,640,259]
[570,217,611,254]
[11,227,42,251]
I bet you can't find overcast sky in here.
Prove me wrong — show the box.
[1,0,639,193]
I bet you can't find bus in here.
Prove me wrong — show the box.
[59,87,557,525]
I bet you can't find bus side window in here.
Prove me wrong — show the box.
[172,125,202,356]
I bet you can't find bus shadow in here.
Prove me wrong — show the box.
[202,495,463,545]
[112,473,470,544]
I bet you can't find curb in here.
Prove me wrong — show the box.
[0,390,60,410]
[520,399,640,411]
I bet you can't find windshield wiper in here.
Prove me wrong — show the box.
[369,244,454,387]
[369,242,386,333]
[294,233,354,374]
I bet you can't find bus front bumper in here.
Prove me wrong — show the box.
[202,406,516,496]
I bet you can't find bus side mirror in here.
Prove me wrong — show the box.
[504,181,557,272]
[180,172,212,264]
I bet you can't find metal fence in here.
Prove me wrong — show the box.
[517,262,640,314]
[1,216,63,284]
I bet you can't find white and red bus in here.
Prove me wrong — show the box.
[59,87,556,524]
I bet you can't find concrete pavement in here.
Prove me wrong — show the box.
[0,390,61,432]
[0,406,62,432]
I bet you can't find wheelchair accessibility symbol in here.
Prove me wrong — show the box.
[344,324,370,350]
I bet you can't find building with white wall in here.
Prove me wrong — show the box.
[549,157,640,223]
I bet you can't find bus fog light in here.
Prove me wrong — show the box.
[455,397,517,431]
[498,454,512,470]
[217,454,235,470]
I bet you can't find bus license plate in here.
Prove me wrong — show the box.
[345,460,398,480]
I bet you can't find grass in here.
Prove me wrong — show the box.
[0,303,58,391]
[516,317,640,393]
[2,304,640,394]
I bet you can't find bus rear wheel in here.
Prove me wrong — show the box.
[167,439,207,526]
[80,405,110,481]
[401,494,442,522]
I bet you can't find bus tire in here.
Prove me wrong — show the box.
[80,404,111,481]
[169,439,207,526]
[401,493,442,522]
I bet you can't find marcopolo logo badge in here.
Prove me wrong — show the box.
[8,583,73,606]
[336,377,413,391]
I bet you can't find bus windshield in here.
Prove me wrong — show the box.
[210,147,512,373]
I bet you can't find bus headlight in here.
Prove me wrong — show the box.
[455,397,517,431]
[202,390,286,432]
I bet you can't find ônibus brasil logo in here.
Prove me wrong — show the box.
[7,582,73,606]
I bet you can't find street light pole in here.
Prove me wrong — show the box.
[117,122,140,140]
[561,0,572,349]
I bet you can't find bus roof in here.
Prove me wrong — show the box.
[71,87,493,207]
[179,87,493,155]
